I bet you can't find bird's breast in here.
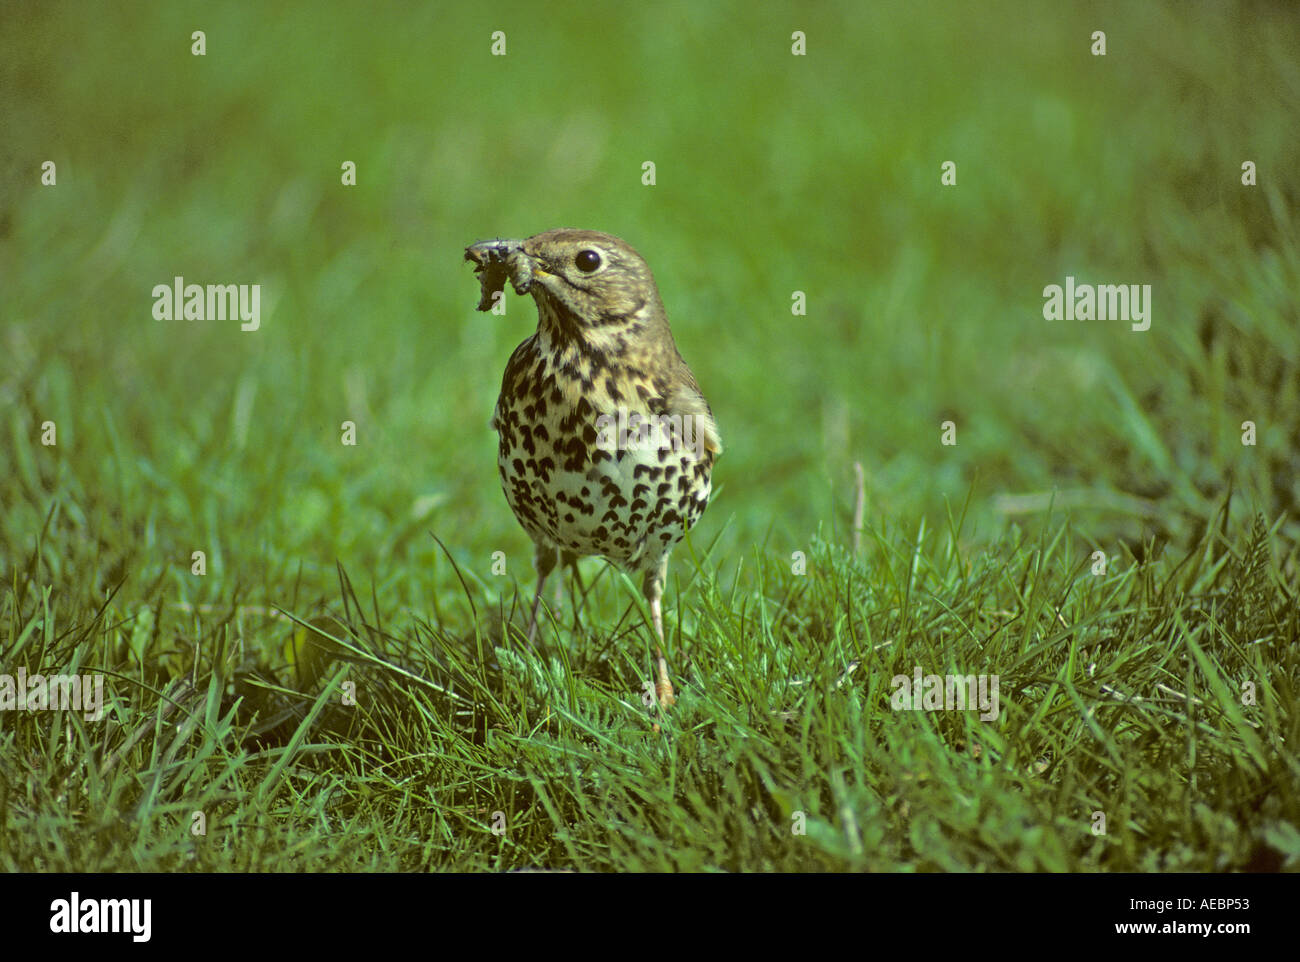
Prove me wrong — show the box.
[494,346,713,569]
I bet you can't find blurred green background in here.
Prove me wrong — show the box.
[4,1,1297,604]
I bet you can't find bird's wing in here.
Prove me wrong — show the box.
[668,374,722,456]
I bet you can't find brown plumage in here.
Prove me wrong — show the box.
[466,229,721,706]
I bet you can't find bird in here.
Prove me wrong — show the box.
[465,229,721,707]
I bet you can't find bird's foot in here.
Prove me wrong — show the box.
[654,646,676,708]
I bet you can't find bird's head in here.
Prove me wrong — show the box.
[467,229,666,347]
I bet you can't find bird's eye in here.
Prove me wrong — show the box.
[574,249,602,273]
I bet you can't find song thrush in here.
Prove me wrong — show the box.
[466,229,721,706]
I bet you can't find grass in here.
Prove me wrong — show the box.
[1,0,1297,872]
[4,501,1296,871]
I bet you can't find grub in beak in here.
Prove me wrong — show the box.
[465,238,532,311]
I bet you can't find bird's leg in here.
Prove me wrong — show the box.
[545,551,582,628]
[525,576,549,647]
[564,554,589,632]
[526,544,560,647]
[643,560,675,707]
[552,568,565,612]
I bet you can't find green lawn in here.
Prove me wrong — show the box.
[1,0,1297,871]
